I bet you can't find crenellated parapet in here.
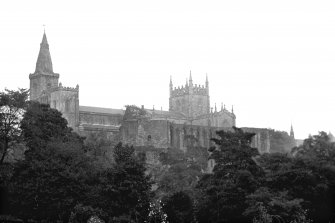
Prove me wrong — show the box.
[171,84,208,97]
[49,82,79,93]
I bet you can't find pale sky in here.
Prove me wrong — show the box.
[1,0,335,139]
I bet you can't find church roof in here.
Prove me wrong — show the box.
[79,106,124,115]
[35,32,54,74]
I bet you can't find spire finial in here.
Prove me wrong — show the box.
[231,105,234,113]
[206,73,208,82]
[215,103,217,112]
[221,103,223,111]
[43,24,46,33]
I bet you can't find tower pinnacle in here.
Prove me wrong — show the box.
[35,31,54,75]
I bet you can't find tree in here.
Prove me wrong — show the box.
[292,131,335,163]
[84,130,118,160]
[0,88,28,165]
[98,143,152,222]
[269,130,296,153]
[162,191,194,223]
[10,140,95,221]
[157,146,207,198]
[20,101,78,150]
[195,127,263,223]
[253,132,335,223]
[288,132,335,222]
[244,187,305,222]
[9,101,95,222]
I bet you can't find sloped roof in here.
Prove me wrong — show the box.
[79,105,124,115]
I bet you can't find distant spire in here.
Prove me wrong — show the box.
[189,70,193,86]
[35,31,54,74]
[231,105,234,113]
[221,103,223,111]
[169,76,173,92]
[206,73,208,83]
[215,103,217,112]
[224,104,226,110]
[290,123,295,138]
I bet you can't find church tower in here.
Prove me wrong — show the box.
[169,71,210,119]
[29,31,80,131]
[29,31,59,101]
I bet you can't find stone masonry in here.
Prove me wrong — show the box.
[29,32,272,153]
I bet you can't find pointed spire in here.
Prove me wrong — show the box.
[221,103,223,111]
[231,105,234,113]
[290,123,295,138]
[35,31,54,74]
[189,70,193,86]
[215,103,217,112]
[206,73,208,83]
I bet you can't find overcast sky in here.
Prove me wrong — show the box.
[1,0,335,139]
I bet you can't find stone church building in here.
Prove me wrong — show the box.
[29,32,272,153]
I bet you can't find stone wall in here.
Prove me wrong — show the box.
[241,127,271,153]
[49,86,79,130]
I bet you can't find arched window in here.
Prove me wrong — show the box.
[65,99,70,112]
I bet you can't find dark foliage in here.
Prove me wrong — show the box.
[97,143,152,222]
[162,191,194,223]
[0,88,29,165]
[195,127,263,223]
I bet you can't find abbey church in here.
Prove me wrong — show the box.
[29,32,277,153]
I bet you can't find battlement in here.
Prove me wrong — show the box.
[49,82,79,92]
[171,84,208,97]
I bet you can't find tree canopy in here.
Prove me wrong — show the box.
[0,88,29,164]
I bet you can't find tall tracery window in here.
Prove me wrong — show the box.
[65,99,70,112]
